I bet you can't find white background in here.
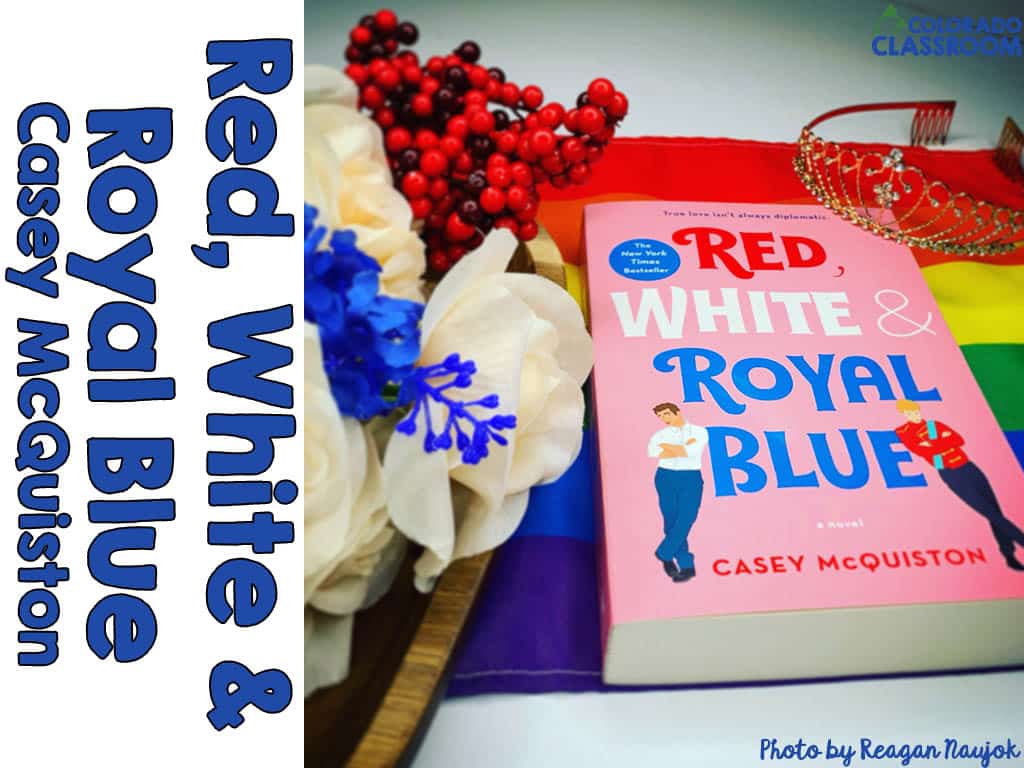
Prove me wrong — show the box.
[306,1,1024,767]
[3,1,303,764]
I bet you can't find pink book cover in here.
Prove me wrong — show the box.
[584,201,1024,652]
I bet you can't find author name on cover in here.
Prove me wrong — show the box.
[713,547,989,576]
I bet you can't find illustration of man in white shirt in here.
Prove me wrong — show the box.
[648,402,709,582]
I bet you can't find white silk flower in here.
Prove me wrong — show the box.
[382,230,593,591]
[304,64,424,301]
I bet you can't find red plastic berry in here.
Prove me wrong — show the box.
[402,65,423,85]
[447,116,470,138]
[385,126,412,152]
[500,83,520,106]
[521,85,544,109]
[495,131,518,155]
[479,186,506,214]
[415,130,439,150]
[411,93,433,116]
[494,216,519,235]
[378,66,401,91]
[541,152,564,174]
[468,110,495,135]
[454,151,474,173]
[486,164,511,188]
[374,9,399,34]
[345,63,369,85]
[426,56,445,75]
[429,178,449,199]
[516,199,538,222]
[351,26,373,46]
[445,212,476,241]
[517,135,536,162]
[563,108,579,132]
[439,135,463,158]
[561,137,586,164]
[375,108,396,129]
[401,171,429,198]
[464,90,488,109]
[410,197,433,219]
[510,162,532,187]
[506,185,529,211]
[420,149,448,177]
[607,91,629,119]
[519,220,539,240]
[530,128,556,156]
[577,105,605,135]
[468,65,489,89]
[538,103,565,128]
[436,193,456,214]
[429,250,450,272]
[587,78,614,107]
[361,85,385,110]
[420,76,441,95]
[568,162,591,184]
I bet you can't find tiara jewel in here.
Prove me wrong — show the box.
[794,102,1024,257]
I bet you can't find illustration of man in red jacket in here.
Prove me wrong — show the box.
[895,399,1024,571]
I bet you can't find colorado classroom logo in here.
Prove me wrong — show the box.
[872,3,1022,57]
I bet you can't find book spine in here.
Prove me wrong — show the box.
[582,210,615,659]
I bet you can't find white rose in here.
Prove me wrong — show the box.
[304,322,397,694]
[382,230,593,591]
[304,65,424,301]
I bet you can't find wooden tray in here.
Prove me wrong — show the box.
[305,548,493,767]
[305,231,566,768]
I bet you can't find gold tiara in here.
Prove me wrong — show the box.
[793,101,1024,257]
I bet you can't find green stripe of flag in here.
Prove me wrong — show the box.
[961,344,1024,431]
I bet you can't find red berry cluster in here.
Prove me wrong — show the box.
[344,9,629,275]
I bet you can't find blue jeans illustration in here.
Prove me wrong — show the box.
[939,461,1024,558]
[654,468,704,569]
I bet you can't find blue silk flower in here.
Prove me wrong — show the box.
[304,203,516,464]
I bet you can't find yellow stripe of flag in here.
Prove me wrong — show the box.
[923,261,1024,346]
[564,262,588,318]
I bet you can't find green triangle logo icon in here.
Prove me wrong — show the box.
[875,3,908,35]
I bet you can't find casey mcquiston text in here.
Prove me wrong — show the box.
[11,98,179,666]
[712,547,987,576]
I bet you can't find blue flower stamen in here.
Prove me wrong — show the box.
[395,354,517,465]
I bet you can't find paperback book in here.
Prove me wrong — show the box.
[584,201,1024,685]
